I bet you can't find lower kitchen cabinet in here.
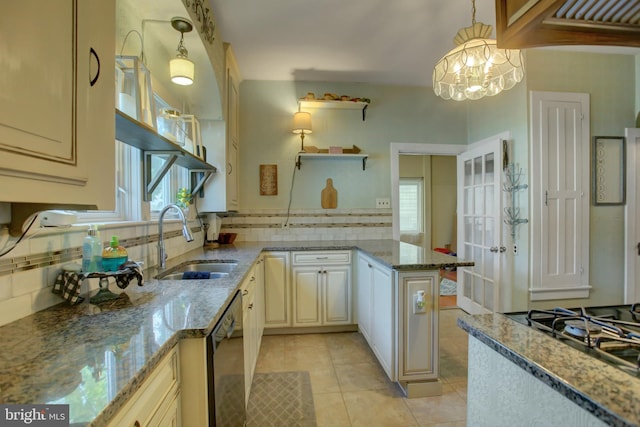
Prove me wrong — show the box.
[107,346,181,427]
[291,251,352,327]
[242,257,264,406]
[263,251,291,328]
[356,252,394,379]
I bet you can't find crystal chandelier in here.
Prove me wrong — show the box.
[432,0,524,101]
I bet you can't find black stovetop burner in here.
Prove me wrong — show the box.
[506,304,640,376]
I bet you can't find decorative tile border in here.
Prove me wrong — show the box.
[0,228,200,278]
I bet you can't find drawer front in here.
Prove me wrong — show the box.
[292,251,351,265]
[108,348,179,427]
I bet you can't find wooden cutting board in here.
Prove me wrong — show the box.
[321,178,337,209]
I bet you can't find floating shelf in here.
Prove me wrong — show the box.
[295,152,369,170]
[115,110,216,201]
[298,99,370,121]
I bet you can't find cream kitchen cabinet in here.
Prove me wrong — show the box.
[242,257,264,407]
[263,251,291,328]
[107,346,181,427]
[356,252,395,379]
[291,251,352,327]
[0,0,115,209]
[199,43,240,213]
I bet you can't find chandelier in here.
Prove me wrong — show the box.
[432,0,524,101]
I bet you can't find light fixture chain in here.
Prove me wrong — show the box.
[471,0,476,25]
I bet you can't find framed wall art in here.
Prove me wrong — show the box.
[259,164,278,195]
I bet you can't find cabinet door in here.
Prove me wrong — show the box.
[292,267,322,326]
[263,252,291,327]
[371,261,394,380]
[356,254,373,343]
[255,257,265,342]
[225,70,239,211]
[148,390,181,427]
[398,271,439,381]
[323,266,351,325]
[243,289,255,407]
[0,0,115,207]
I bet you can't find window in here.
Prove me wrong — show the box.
[77,95,190,223]
[76,140,140,223]
[399,178,423,233]
[150,95,190,215]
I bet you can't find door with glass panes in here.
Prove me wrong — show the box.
[456,137,503,314]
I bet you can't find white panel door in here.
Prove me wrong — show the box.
[530,91,590,300]
[625,128,640,303]
[456,137,502,314]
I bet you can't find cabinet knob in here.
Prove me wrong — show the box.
[248,303,253,310]
[134,421,141,427]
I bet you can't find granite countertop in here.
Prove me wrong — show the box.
[0,239,471,426]
[458,312,640,427]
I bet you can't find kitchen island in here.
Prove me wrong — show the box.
[0,240,472,426]
[458,313,640,427]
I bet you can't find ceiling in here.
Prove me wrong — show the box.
[207,0,640,87]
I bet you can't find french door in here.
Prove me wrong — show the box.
[456,136,504,314]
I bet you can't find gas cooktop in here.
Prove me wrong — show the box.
[506,304,640,377]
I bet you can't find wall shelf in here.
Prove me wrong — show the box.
[115,110,216,201]
[295,152,369,170]
[298,99,370,121]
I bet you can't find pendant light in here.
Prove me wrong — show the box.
[432,0,524,101]
[170,17,195,86]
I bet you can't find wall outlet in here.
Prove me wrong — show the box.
[513,244,518,255]
[376,198,390,209]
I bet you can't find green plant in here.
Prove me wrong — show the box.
[176,187,192,209]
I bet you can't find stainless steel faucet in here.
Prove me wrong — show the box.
[158,203,194,269]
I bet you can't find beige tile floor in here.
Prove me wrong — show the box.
[254,308,468,427]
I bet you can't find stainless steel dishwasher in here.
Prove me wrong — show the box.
[207,291,245,426]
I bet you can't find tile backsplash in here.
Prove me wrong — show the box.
[0,221,204,327]
[0,208,392,327]
[215,208,392,242]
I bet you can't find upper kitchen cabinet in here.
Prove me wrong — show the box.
[199,43,240,212]
[0,0,115,208]
[495,0,640,49]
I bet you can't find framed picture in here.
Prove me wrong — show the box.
[259,164,278,195]
[593,136,625,205]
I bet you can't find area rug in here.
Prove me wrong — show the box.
[247,371,317,427]
[440,278,457,296]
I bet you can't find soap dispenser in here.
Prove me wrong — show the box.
[81,225,103,273]
[102,235,128,272]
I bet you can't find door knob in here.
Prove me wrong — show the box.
[499,246,507,253]
[489,246,498,253]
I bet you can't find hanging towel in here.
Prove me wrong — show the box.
[52,262,144,305]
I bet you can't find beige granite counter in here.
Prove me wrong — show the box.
[0,240,471,426]
[458,312,640,427]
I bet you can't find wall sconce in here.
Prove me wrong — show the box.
[170,17,195,86]
[292,111,312,152]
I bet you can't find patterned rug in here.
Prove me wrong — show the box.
[247,371,317,427]
[440,278,457,296]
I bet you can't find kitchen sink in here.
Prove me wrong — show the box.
[156,260,239,281]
